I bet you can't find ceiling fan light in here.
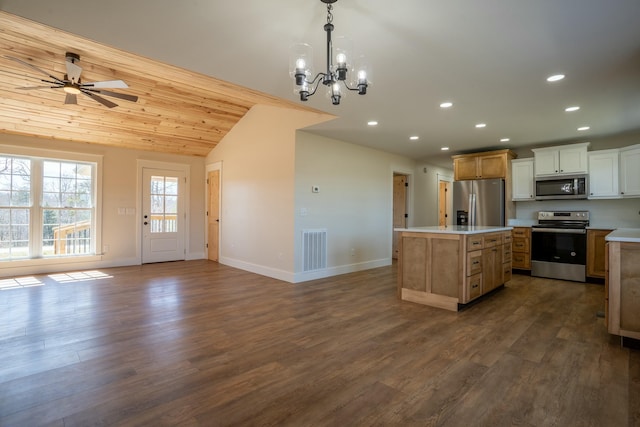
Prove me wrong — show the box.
[63,85,81,95]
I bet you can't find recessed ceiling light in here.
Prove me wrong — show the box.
[409,136,419,141]
[578,126,590,131]
[547,74,565,82]
[441,147,449,151]
[440,102,453,108]
[475,123,486,128]
[500,138,510,142]
[367,120,378,126]
[565,106,580,112]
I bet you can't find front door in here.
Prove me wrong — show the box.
[142,168,186,263]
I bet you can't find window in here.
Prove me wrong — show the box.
[0,153,98,261]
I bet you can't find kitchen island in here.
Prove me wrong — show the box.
[605,228,640,341]
[396,226,513,311]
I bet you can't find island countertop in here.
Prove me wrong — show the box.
[605,228,640,243]
[395,225,513,235]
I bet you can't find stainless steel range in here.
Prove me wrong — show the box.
[531,211,589,282]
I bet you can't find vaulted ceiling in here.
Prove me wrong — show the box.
[1,1,640,165]
[0,11,324,157]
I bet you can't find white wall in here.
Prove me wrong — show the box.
[0,133,206,278]
[206,104,333,282]
[294,132,415,282]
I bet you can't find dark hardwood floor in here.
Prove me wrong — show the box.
[1,260,638,426]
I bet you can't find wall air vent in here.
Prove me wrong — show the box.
[302,229,327,272]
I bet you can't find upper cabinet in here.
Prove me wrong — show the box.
[619,144,640,197]
[511,158,534,201]
[452,149,516,181]
[532,142,589,176]
[588,149,620,199]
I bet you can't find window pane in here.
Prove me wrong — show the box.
[165,177,178,195]
[43,161,60,177]
[165,195,178,214]
[151,176,164,194]
[44,208,92,256]
[0,191,9,206]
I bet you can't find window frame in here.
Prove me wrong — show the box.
[0,144,103,267]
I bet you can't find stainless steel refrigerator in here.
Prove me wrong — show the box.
[453,178,505,226]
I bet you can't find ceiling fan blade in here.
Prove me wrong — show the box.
[81,80,128,89]
[3,55,65,84]
[17,85,64,90]
[65,60,83,84]
[84,88,138,102]
[82,91,118,108]
[65,93,78,105]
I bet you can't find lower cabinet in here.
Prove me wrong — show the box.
[511,227,531,270]
[607,241,640,340]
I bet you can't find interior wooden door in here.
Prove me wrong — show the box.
[392,174,408,259]
[439,180,452,226]
[207,169,220,262]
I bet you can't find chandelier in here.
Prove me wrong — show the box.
[289,0,369,105]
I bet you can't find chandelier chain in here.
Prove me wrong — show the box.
[326,4,333,24]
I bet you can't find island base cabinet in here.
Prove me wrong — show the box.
[398,230,511,311]
[607,241,640,340]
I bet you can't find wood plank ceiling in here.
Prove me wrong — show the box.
[0,11,322,157]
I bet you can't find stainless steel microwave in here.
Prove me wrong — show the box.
[535,174,588,200]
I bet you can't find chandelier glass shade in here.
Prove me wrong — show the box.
[289,0,369,105]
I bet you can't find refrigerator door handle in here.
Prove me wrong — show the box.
[469,193,476,227]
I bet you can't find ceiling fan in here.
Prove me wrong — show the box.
[4,52,138,108]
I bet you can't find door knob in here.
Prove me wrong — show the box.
[144,221,148,225]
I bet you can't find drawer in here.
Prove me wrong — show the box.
[503,262,512,282]
[512,253,531,269]
[483,233,502,248]
[467,273,482,301]
[467,250,483,276]
[502,232,512,245]
[512,227,531,238]
[467,235,483,251]
[512,237,530,253]
[503,245,512,262]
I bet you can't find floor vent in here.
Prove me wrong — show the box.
[302,229,327,272]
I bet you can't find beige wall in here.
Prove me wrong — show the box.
[294,132,416,281]
[0,133,206,277]
[206,104,333,281]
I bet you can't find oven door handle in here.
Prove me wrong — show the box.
[531,228,586,234]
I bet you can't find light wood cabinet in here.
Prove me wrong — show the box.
[452,149,516,181]
[452,149,517,219]
[511,227,531,270]
[398,229,512,311]
[607,241,640,340]
[511,158,534,200]
[588,150,620,199]
[619,144,640,197]
[587,229,613,278]
[532,142,589,176]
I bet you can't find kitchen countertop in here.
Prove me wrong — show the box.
[395,225,512,235]
[605,228,640,243]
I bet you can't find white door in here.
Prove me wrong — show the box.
[142,168,186,263]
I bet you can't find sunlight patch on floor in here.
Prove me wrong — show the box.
[0,276,44,290]
[48,270,113,283]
